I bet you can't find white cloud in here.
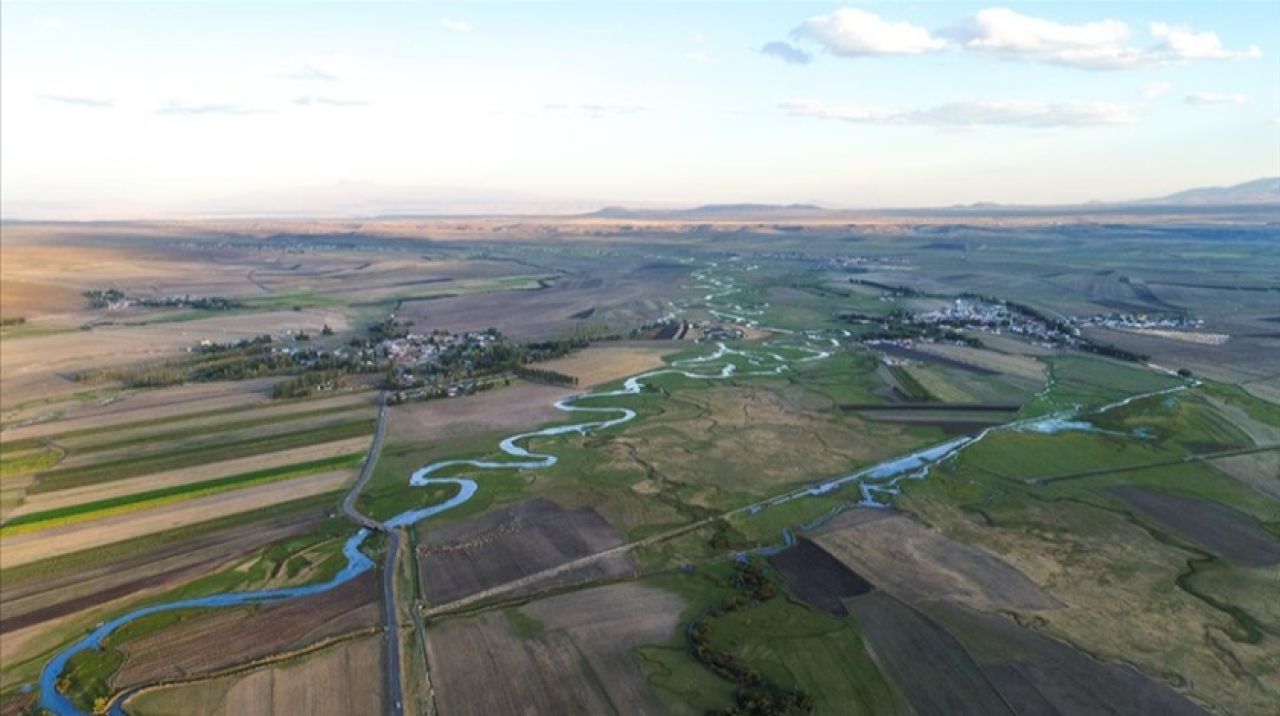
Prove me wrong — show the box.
[785,8,1262,70]
[280,55,360,82]
[953,8,1146,69]
[686,52,718,65]
[793,8,944,57]
[157,101,266,116]
[1183,92,1248,106]
[39,18,65,30]
[441,18,472,32]
[41,93,114,109]
[1140,82,1172,98]
[1150,23,1261,62]
[760,41,812,65]
[782,98,1135,128]
[293,96,372,108]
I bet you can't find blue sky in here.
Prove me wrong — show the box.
[2,2,1277,217]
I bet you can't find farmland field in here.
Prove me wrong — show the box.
[2,209,1278,716]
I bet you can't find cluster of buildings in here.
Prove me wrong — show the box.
[913,298,1077,344]
[1077,312,1203,330]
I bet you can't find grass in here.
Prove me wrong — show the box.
[708,597,902,714]
[31,419,374,493]
[503,607,546,639]
[2,453,363,536]
[0,445,64,479]
[1026,354,1183,416]
[58,646,123,713]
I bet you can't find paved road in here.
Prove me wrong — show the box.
[341,391,388,531]
[338,391,405,716]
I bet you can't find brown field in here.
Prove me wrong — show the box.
[7,436,370,519]
[51,409,368,471]
[0,379,280,441]
[112,572,379,687]
[535,343,679,387]
[813,509,1058,612]
[397,263,685,341]
[767,538,873,616]
[1109,486,1280,567]
[0,469,353,568]
[124,634,384,716]
[922,600,1207,716]
[426,582,683,716]
[0,309,347,403]
[0,510,332,686]
[387,381,572,444]
[415,498,636,606]
[847,590,1014,716]
[56,391,375,452]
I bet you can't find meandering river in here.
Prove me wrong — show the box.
[38,266,1179,715]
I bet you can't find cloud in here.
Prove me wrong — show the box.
[760,41,812,65]
[39,18,64,30]
[545,102,645,118]
[1140,82,1172,98]
[782,98,1135,128]
[952,8,1143,69]
[283,64,337,82]
[280,55,360,82]
[1150,22,1261,61]
[1183,92,1248,106]
[686,52,718,65]
[156,101,265,116]
[41,93,114,109]
[793,8,944,57]
[783,7,1261,70]
[441,18,472,32]
[293,96,372,107]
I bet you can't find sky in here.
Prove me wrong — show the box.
[2,1,1278,218]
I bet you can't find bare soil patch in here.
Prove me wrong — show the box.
[1109,486,1280,567]
[416,498,635,606]
[426,582,683,716]
[848,590,1014,716]
[387,382,572,444]
[124,634,384,716]
[814,509,1058,611]
[923,600,1206,716]
[112,573,379,687]
[768,538,873,616]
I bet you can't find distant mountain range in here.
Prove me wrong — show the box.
[588,203,824,219]
[580,178,1279,220]
[1136,177,1280,205]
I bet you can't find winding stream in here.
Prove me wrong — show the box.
[38,265,1182,715]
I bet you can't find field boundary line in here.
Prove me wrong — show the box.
[110,626,382,712]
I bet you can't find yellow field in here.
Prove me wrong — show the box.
[536,343,679,387]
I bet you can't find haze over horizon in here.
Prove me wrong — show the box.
[3,1,1278,219]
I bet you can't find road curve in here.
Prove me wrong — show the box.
[339,390,405,716]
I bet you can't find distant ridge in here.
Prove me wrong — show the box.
[1136,177,1280,206]
[588,203,824,219]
